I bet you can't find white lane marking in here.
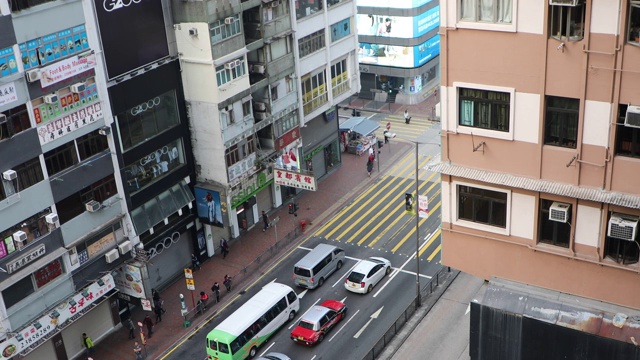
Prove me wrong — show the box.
[340,296,347,303]
[289,298,321,330]
[259,342,276,357]
[298,289,308,299]
[373,235,434,298]
[353,307,383,339]
[465,304,470,315]
[329,309,360,342]
[333,262,358,288]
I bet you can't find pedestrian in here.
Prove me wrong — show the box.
[368,146,374,157]
[82,333,94,357]
[143,314,154,338]
[220,238,229,258]
[223,274,232,292]
[200,291,209,310]
[152,288,160,303]
[134,341,143,360]
[191,253,200,270]
[404,109,411,124]
[154,301,163,323]
[262,211,269,232]
[211,282,220,303]
[366,157,374,177]
[125,317,135,339]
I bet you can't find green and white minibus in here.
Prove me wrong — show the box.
[206,282,299,360]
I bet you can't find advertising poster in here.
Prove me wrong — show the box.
[94,0,170,79]
[358,35,440,68]
[356,6,439,39]
[418,195,429,219]
[113,263,146,299]
[194,187,223,227]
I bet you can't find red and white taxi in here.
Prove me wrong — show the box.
[290,299,347,346]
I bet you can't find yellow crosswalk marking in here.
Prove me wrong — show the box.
[427,244,441,262]
[419,228,442,257]
[364,175,440,247]
[313,154,421,238]
[391,201,441,253]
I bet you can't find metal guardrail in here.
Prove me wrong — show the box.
[362,266,452,360]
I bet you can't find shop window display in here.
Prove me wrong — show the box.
[124,138,185,193]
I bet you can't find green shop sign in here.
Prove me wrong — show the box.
[303,146,324,161]
[231,172,273,208]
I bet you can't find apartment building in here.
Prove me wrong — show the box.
[356,0,440,104]
[0,1,197,359]
[172,0,359,239]
[436,0,640,357]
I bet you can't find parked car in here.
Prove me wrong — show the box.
[256,352,291,360]
[344,257,391,294]
[290,299,347,346]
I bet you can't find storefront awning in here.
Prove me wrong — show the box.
[131,181,195,235]
[339,117,380,136]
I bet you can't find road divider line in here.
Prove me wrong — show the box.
[259,342,276,357]
[418,228,442,258]
[330,309,360,342]
[289,298,321,330]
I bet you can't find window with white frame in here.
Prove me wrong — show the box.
[221,107,235,126]
[267,37,292,62]
[210,15,242,44]
[331,59,349,97]
[550,1,585,41]
[271,85,279,101]
[301,70,328,115]
[459,0,512,24]
[215,57,246,86]
[459,87,510,132]
[457,184,508,228]
[298,30,325,58]
[286,75,295,94]
[628,2,640,45]
[274,113,299,138]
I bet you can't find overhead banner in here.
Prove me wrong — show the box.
[1,274,115,360]
[274,169,317,191]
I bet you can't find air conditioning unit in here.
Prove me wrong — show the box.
[608,213,639,241]
[188,28,198,36]
[252,64,265,74]
[625,105,640,128]
[2,170,17,181]
[270,0,280,8]
[549,202,571,223]
[224,62,236,70]
[13,231,27,247]
[118,240,133,255]
[70,82,86,94]
[105,249,120,264]
[224,17,234,25]
[254,102,266,111]
[549,0,580,5]
[43,94,58,104]
[45,213,59,224]
[26,69,40,83]
[85,200,101,212]
[233,59,242,68]
[254,111,268,120]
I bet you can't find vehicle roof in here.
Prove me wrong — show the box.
[212,283,293,337]
[351,258,384,274]
[295,243,341,269]
[300,300,344,324]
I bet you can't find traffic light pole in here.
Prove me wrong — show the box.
[415,142,421,307]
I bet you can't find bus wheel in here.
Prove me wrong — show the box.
[249,346,257,358]
[288,310,296,321]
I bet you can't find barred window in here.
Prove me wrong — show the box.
[298,30,325,58]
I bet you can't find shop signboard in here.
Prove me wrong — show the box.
[93,0,169,79]
[274,169,317,191]
[1,275,115,360]
[6,244,45,274]
[275,127,300,151]
[38,51,96,88]
[0,82,17,107]
[36,102,103,145]
[113,263,146,299]
[230,171,274,209]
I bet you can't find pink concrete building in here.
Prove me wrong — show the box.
[435,0,640,312]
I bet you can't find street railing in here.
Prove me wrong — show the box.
[361,266,452,360]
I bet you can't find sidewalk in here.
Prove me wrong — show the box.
[88,108,416,360]
[340,89,440,121]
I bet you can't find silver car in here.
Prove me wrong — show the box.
[256,352,291,360]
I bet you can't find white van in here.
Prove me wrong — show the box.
[293,244,345,289]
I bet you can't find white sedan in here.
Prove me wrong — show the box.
[344,257,391,294]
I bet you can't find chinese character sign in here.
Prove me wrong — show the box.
[274,169,317,191]
[0,82,18,107]
[418,195,429,219]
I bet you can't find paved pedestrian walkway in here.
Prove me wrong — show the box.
[87,106,424,360]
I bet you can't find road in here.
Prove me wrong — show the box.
[164,114,442,360]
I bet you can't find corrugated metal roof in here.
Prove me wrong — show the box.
[426,162,640,210]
